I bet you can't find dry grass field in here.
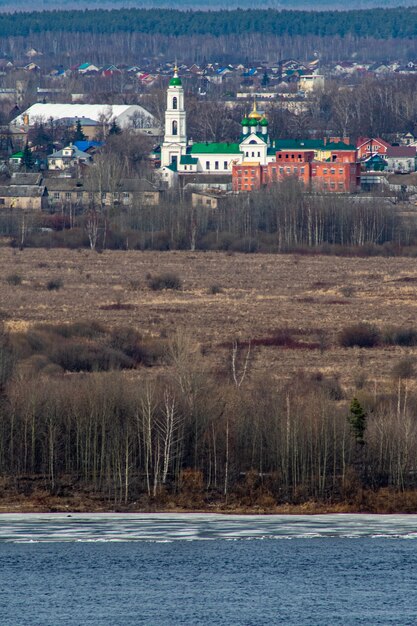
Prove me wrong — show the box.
[2,246,417,389]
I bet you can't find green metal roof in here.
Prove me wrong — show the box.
[275,139,355,151]
[190,142,242,155]
[10,151,23,158]
[169,77,182,86]
[180,155,198,165]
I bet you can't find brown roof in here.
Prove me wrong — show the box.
[386,146,416,158]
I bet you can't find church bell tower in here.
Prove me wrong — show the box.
[161,66,187,168]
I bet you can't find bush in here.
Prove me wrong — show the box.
[6,273,22,286]
[392,358,415,380]
[46,278,63,291]
[339,323,381,348]
[208,284,223,295]
[147,272,182,291]
[50,342,134,372]
[383,327,417,347]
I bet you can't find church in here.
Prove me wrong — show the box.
[160,66,275,178]
[159,67,360,193]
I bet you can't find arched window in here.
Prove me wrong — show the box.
[172,121,178,136]
[172,97,178,110]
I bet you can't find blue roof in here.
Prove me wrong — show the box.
[73,140,103,152]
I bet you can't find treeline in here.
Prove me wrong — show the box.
[0,323,417,508]
[2,182,408,255]
[1,7,417,39]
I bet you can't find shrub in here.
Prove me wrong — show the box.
[339,323,381,348]
[208,284,223,295]
[340,286,355,298]
[50,342,134,372]
[6,273,22,286]
[46,278,63,291]
[392,358,415,380]
[47,321,106,339]
[383,327,417,347]
[147,272,182,291]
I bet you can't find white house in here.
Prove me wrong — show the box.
[11,103,157,131]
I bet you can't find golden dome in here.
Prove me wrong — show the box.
[248,100,262,121]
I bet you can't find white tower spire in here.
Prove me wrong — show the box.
[161,65,187,168]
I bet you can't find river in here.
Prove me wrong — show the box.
[1,513,417,625]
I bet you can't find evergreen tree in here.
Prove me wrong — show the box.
[73,119,86,142]
[21,142,34,171]
[261,71,270,87]
[109,120,121,136]
[348,397,367,445]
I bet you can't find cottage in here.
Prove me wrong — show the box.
[47,144,92,171]
[385,146,417,173]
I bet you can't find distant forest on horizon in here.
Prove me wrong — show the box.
[1,7,417,38]
[2,0,417,10]
[2,6,417,64]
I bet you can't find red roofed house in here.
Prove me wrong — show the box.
[356,137,391,160]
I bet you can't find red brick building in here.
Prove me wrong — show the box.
[233,148,360,193]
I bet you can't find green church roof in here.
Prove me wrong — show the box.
[190,142,242,155]
[180,155,198,165]
[241,117,249,126]
[169,65,182,87]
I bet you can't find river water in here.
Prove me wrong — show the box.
[1,513,417,625]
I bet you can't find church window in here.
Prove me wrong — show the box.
[251,152,254,157]
[215,161,219,170]
[172,96,178,110]
[172,121,178,135]
[206,161,210,170]
[224,161,228,169]
[257,152,260,157]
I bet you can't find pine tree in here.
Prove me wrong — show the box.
[261,71,270,87]
[109,120,121,135]
[348,397,367,445]
[73,119,86,142]
[21,142,34,171]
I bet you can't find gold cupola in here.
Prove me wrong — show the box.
[248,100,262,121]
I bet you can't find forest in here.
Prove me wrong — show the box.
[1,319,417,511]
[1,7,416,39]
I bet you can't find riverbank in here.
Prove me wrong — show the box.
[2,488,417,515]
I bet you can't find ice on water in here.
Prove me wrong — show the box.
[1,513,417,543]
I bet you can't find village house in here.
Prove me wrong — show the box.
[0,172,47,210]
[47,144,92,171]
[356,137,391,160]
[384,146,417,173]
[45,177,162,210]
